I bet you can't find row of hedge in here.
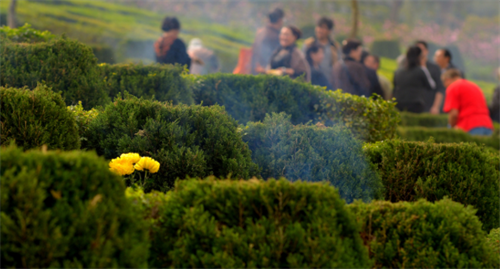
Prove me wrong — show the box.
[3,146,498,267]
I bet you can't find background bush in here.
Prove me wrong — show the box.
[0,146,149,268]
[193,74,399,142]
[242,113,383,203]
[99,63,193,104]
[370,39,401,59]
[364,139,500,230]
[349,199,498,268]
[85,96,258,191]
[67,101,99,144]
[486,228,500,258]
[399,112,449,127]
[0,37,108,109]
[91,45,116,64]
[147,177,371,268]
[0,85,80,150]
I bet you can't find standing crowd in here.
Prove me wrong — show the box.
[153,10,499,136]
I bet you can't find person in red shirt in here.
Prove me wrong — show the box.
[442,69,493,135]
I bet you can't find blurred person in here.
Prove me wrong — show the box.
[305,43,333,89]
[434,48,465,78]
[302,17,340,85]
[365,54,392,100]
[360,51,384,98]
[415,40,445,114]
[251,8,284,75]
[489,67,500,123]
[331,39,370,96]
[442,69,493,135]
[154,17,191,68]
[267,26,310,82]
[187,38,220,75]
[393,46,434,113]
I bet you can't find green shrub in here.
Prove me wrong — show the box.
[92,45,116,64]
[370,39,401,59]
[486,228,500,258]
[67,101,99,144]
[242,113,383,203]
[364,139,500,230]
[0,146,149,268]
[349,199,498,268]
[147,177,372,268]
[85,96,258,191]
[1,37,109,109]
[0,23,55,43]
[398,126,499,150]
[193,74,399,142]
[399,112,449,127]
[99,63,193,105]
[0,85,80,150]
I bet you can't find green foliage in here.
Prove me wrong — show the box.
[91,45,115,64]
[193,74,399,142]
[0,146,149,268]
[349,199,499,268]
[399,112,449,127]
[0,85,80,150]
[242,113,383,203]
[0,23,55,43]
[85,96,258,191]
[148,177,372,268]
[0,37,109,109]
[67,101,99,143]
[99,63,194,105]
[364,139,500,230]
[370,39,401,59]
[397,126,499,151]
[486,228,500,258]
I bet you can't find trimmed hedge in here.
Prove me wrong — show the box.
[398,126,499,150]
[85,96,258,191]
[364,139,500,230]
[91,45,115,64]
[399,112,449,127]
[349,199,498,268]
[1,37,109,109]
[486,228,500,258]
[99,63,193,105]
[0,23,55,43]
[143,177,371,268]
[242,113,383,203]
[0,146,149,268]
[370,39,401,59]
[67,101,99,143]
[0,85,80,150]
[193,74,399,142]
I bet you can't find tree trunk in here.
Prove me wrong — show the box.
[349,0,359,39]
[390,0,403,24]
[8,0,17,28]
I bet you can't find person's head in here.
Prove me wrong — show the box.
[162,17,180,38]
[406,45,423,69]
[306,43,324,67]
[269,8,285,28]
[342,39,363,61]
[434,48,452,69]
[364,54,380,70]
[441,68,462,88]
[315,17,334,40]
[415,40,429,59]
[280,26,301,47]
[360,50,370,64]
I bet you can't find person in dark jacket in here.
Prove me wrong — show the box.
[267,26,310,82]
[415,41,445,114]
[360,50,384,98]
[306,43,333,89]
[251,8,284,75]
[331,39,370,96]
[393,46,434,113]
[489,68,500,123]
[154,17,191,68]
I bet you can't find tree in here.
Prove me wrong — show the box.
[350,0,359,38]
[8,0,17,28]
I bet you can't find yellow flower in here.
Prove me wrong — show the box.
[134,157,160,173]
[120,153,141,164]
[109,157,135,176]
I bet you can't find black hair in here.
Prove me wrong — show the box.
[441,48,452,61]
[415,40,428,49]
[285,25,302,40]
[306,43,323,67]
[360,50,370,63]
[161,17,180,32]
[406,45,422,69]
[317,17,334,30]
[371,55,380,64]
[269,8,285,24]
[342,39,362,55]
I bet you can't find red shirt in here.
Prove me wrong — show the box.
[443,79,493,131]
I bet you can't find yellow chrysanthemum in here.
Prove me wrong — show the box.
[120,153,141,164]
[134,157,160,173]
[109,157,135,176]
